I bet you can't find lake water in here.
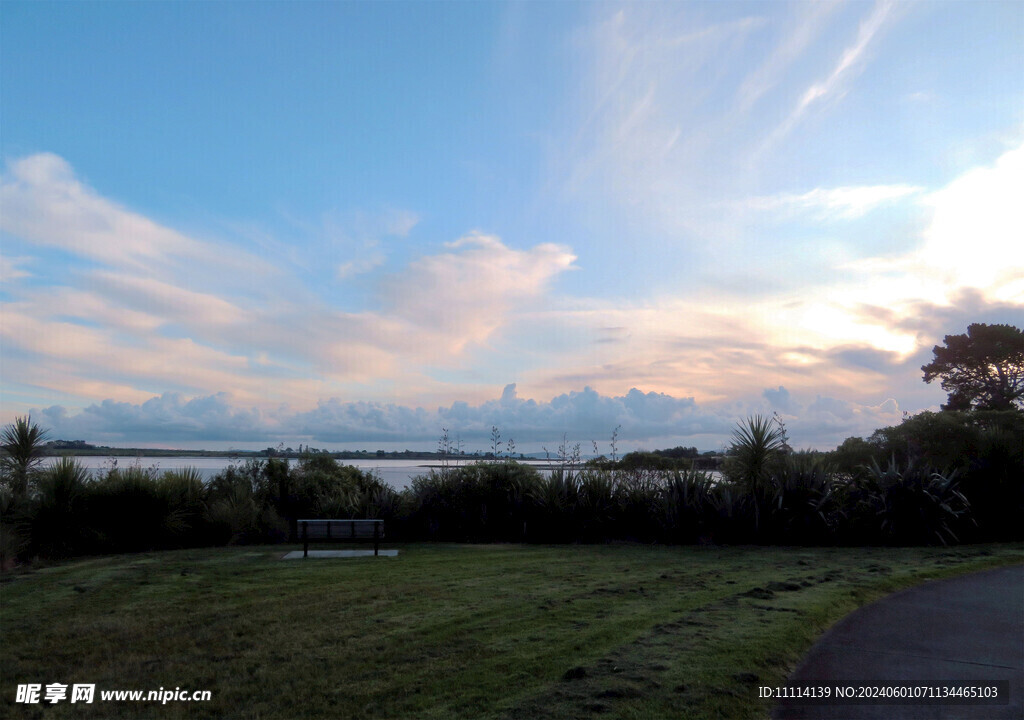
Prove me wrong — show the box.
[41,456,558,491]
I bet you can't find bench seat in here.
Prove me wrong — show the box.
[298,519,384,557]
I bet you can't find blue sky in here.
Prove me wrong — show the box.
[2,1,1022,451]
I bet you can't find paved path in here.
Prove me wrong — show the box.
[773,564,1023,720]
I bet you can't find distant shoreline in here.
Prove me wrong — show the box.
[40,447,546,461]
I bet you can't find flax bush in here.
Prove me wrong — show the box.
[30,458,92,558]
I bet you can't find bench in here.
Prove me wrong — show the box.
[298,519,384,557]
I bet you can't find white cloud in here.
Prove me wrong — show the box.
[380,232,576,352]
[837,139,1024,305]
[0,154,578,412]
[765,0,901,147]
[735,1,844,112]
[552,1,911,260]
[917,141,1024,299]
[750,184,923,220]
[556,5,768,241]
[0,154,276,284]
[0,253,32,283]
[337,256,386,279]
[381,208,420,238]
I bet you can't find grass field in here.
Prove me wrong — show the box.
[2,543,1022,719]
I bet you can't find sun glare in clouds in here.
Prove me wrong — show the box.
[785,139,1024,358]
[919,142,1024,300]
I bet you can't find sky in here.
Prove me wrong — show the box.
[1,1,1022,452]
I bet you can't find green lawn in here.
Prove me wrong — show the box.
[2,543,1021,719]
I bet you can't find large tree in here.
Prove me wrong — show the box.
[922,323,1024,411]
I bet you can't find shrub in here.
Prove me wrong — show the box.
[533,469,581,543]
[406,462,544,542]
[612,468,661,542]
[157,468,211,546]
[848,459,970,545]
[206,460,288,544]
[957,426,1024,541]
[765,454,841,545]
[0,489,30,569]
[576,469,617,542]
[31,458,93,558]
[87,464,175,552]
[658,469,717,544]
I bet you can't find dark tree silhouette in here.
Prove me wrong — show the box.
[922,323,1024,411]
[1,416,50,497]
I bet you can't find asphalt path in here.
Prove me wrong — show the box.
[773,564,1023,720]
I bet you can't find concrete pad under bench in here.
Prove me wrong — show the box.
[282,549,399,559]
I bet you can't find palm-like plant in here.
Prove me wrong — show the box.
[1,416,49,497]
[725,415,786,534]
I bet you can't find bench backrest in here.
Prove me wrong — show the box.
[298,519,383,540]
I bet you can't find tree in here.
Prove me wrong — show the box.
[725,415,787,534]
[0,416,50,497]
[922,323,1024,411]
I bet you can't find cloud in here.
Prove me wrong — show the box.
[555,5,769,241]
[322,207,419,278]
[837,141,1024,307]
[0,154,276,285]
[379,232,576,352]
[30,385,723,447]
[735,2,843,112]
[3,141,1021,448]
[917,140,1024,299]
[0,153,578,412]
[550,0,912,273]
[381,208,420,238]
[34,386,720,447]
[827,345,904,374]
[0,253,32,283]
[749,184,923,220]
[37,392,273,443]
[337,256,386,279]
[763,386,798,413]
[31,383,916,451]
[765,0,901,148]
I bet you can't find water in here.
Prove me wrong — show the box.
[40,456,557,491]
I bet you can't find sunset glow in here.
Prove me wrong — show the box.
[2,1,1022,450]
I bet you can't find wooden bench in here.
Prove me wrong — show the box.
[298,519,384,557]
